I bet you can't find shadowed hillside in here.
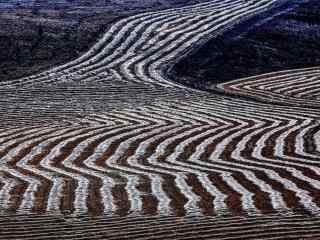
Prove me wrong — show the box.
[171,0,320,89]
[1,1,320,239]
[0,0,204,81]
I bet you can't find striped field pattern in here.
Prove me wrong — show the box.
[216,66,320,107]
[1,0,320,239]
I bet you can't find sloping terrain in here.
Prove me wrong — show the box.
[1,0,320,239]
[171,0,320,88]
[0,0,204,81]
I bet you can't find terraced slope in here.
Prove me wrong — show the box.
[215,67,320,107]
[1,0,320,239]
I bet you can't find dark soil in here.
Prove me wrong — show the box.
[0,0,205,81]
[171,0,320,89]
[3,0,320,85]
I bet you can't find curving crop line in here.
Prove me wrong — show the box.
[1,0,320,238]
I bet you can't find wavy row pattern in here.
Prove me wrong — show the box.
[216,67,320,107]
[1,0,320,234]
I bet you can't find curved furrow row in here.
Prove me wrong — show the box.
[3,101,320,214]
[0,0,282,90]
[152,101,320,212]
[1,2,320,237]
[0,0,241,88]
[169,100,320,181]
[117,1,281,89]
[216,67,320,106]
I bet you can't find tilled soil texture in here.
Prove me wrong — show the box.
[0,0,205,81]
[171,0,320,89]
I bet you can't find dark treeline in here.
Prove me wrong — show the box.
[0,0,204,81]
